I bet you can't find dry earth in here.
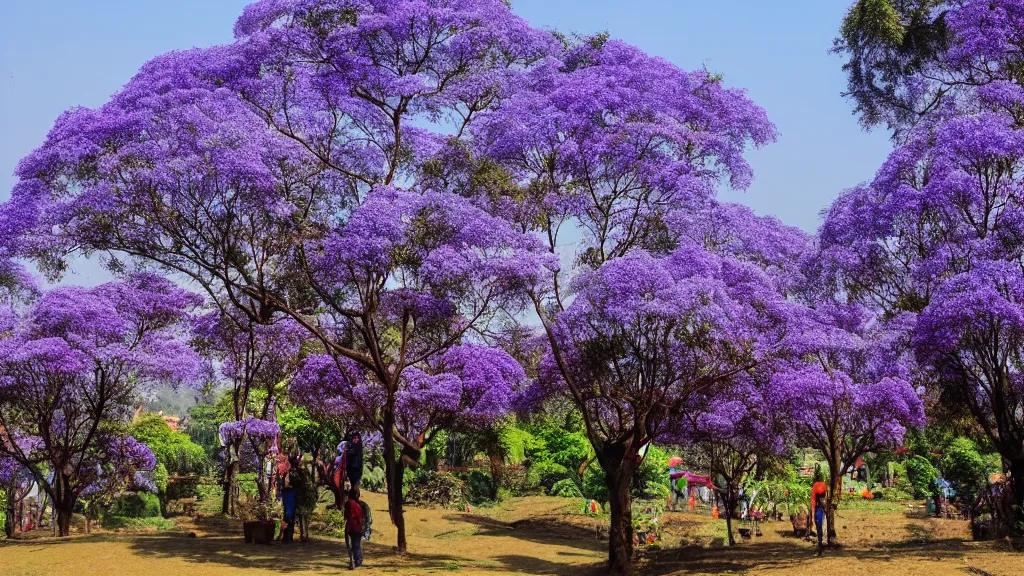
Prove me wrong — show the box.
[1,493,1021,575]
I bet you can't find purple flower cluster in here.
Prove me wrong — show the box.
[219,416,281,445]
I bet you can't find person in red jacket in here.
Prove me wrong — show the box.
[344,487,364,569]
[810,481,828,556]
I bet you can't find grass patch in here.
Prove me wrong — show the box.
[840,498,911,514]
[102,516,176,531]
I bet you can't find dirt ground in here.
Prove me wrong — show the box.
[1,493,1021,576]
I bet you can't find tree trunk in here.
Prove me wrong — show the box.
[723,482,736,546]
[1010,457,1024,533]
[382,411,407,552]
[603,450,636,576]
[56,505,72,537]
[221,460,239,515]
[826,470,843,546]
[4,493,14,538]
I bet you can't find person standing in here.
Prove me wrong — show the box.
[280,455,300,543]
[667,457,686,511]
[344,488,365,569]
[811,481,828,556]
[347,433,364,490]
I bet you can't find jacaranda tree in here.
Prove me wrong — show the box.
[816,101,1024,527]
[193,311,305,514]
[0,275,199,535]
[5,0,556,552]
[470,35,787,573]
[773,304,926,544]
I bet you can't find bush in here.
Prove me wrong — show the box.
[131,414,209,476]
[319,508,346,536]
[362,463,386,493]
[463,470,495,504]
[532,460,570,491]
[500,465,541,496]
[102,515,175,530]
[942,437,987,508]
[166,476,201,501]
[551,478,584,499]
[108,492,162,518]
[405,471,467,509]
[905,455,938,498]
[582,465,609,504]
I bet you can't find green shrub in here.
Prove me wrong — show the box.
[405,471,467,509]
[463,470,495,504]
[319,506,348,532]
[582,465,608,504]
[532,460,569,491]
[166,476,201,501]
[362,463,386,493]
[108,492,162,518]
[551,478,584,498]
[905,455,938,498]
[102,515,175,530]
[941,438,987,507]
[131,414,209,476]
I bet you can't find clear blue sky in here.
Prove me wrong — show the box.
[0,0,892,283]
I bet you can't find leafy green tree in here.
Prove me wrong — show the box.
[131,414,209,476]
[185,404,222,456]
[941,438,988,516]
[833,0,950,135]
[905,455,938,499]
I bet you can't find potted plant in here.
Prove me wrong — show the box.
[239,498,277,544]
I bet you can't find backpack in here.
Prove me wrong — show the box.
[345,499,363,535]
[359,500,373,540]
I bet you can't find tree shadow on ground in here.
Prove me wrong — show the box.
[641,537,1008,575]
[126,533,462,573]
[443,513,607,553]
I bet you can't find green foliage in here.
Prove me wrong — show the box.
[523,416,592,475]
[582,465,609,504]
[131,414,209,476]
[185,403,221,456]
[405,471,467,509]
[551,478,584,499]
[277,404,344,457]
[362,463,386,493]
[463,470,495,505]
[152,463,168,494]
[840,0,905,47]
[634,445,670,499]
[941,437,988,508]
[101,515,175,530]
[905,455,939,498]
[812,462,829,483]
[108,492,162,518]
[496,420,540,466]
[533,460,569,491]
[320,508,347,536]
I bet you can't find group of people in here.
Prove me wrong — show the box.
[276,432,371,570]
[668,458,832,557]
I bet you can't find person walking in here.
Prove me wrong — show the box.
[280,454,300,543]
[813,488,827,556]
[344,488,365,569]
[346,433,364,490]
